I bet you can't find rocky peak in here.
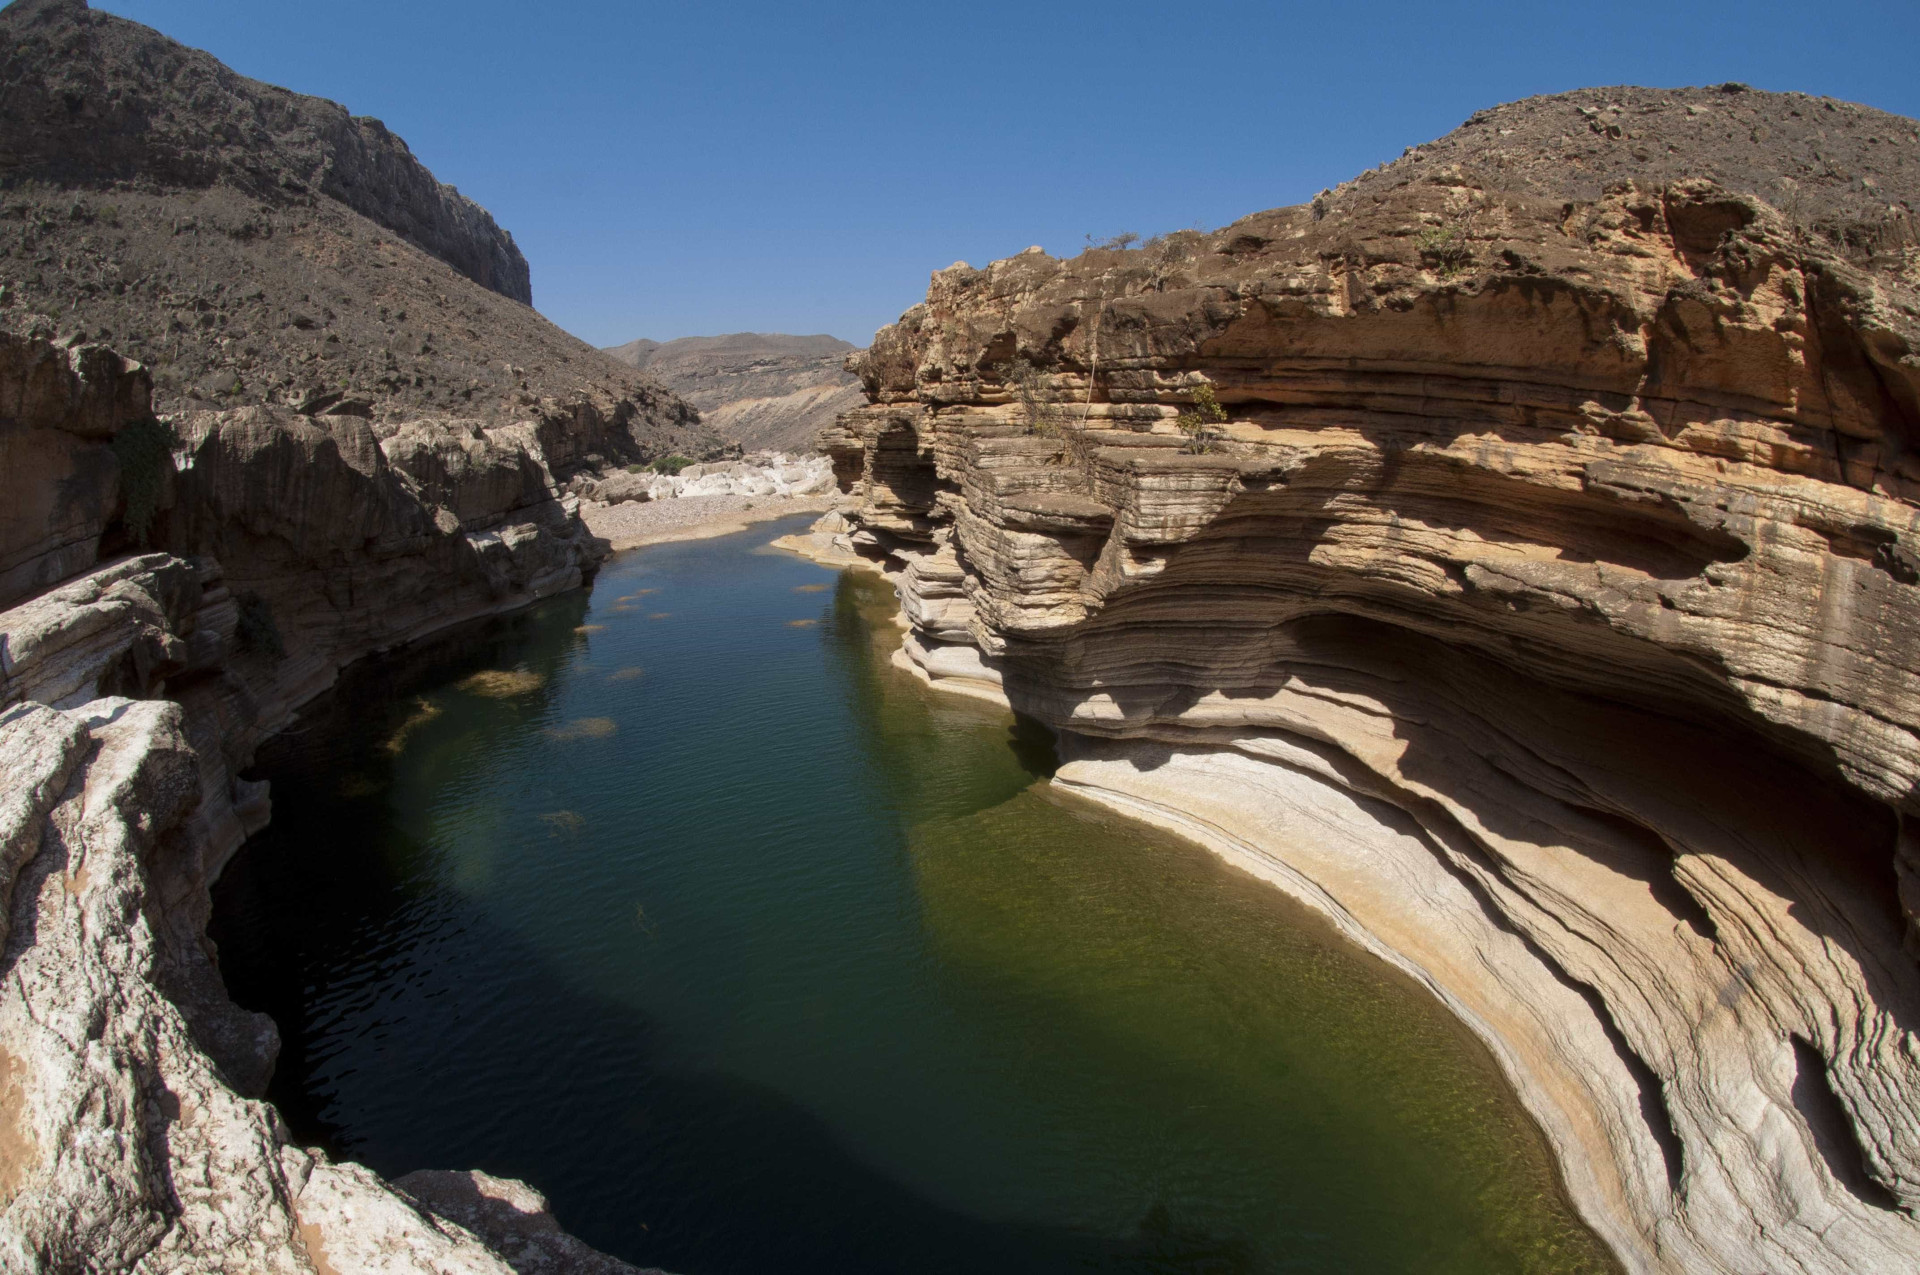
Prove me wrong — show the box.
[0,0,531,303]
[1327,84,1919,260]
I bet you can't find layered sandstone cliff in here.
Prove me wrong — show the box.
[799,86,1920,1275]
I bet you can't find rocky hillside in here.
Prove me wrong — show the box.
[801,84,1920,1275]
[604,332,863,452]
[0,0,722,461]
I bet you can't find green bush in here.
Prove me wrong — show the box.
[110,418,174,545]
[1416,223,1473,276]
[625,462,646,474]
[650,454,693,476]
[1175,383,1228,454]
[235,591,285,658]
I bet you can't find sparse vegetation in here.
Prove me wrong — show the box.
[235,590,284,658]
[996,358,1062,436]
[1175,382,1229,453]
[109,417,174,544]
[649,454,693,475]
[1416,222,1473,276]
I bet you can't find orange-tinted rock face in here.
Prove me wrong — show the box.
[815,91,1920,1274]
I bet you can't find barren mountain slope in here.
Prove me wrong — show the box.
[809,83,1920,1275]
[605,332,862,452]
[0,0,721,460]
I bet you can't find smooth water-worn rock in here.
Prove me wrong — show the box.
[0,695,658,1272]
[808,84,1920,1275]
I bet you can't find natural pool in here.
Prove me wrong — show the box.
[211,512,1616,1275]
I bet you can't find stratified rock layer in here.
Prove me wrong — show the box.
[808,86,1920,1275]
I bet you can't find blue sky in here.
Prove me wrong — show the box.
[95,0,1920,348]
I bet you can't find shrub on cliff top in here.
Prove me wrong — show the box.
[1176,383,1228,453]
[996,359,1062,437]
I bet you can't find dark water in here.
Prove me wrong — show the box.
[211,513,1615,1275]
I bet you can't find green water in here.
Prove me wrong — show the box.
[211,513,1615,1274]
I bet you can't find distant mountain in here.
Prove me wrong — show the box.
[604,332,865,453]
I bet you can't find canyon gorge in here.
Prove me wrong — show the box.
[2,0,1919,1270]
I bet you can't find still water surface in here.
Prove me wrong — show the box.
[211,513,1614,1274]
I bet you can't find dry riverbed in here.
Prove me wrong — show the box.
[581,493,837,552]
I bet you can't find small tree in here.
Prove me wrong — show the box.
[1175,383,1228,453]
[997,358,1061,436]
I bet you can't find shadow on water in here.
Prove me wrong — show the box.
[214,815,1254,1274]
[212,514,1617,1275]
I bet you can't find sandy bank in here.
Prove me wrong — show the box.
[582,493,836,553]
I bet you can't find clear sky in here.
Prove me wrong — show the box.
[94,0,1920,349]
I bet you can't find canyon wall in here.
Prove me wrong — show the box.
[799,85,1920,1275]
[0,327,659,1271]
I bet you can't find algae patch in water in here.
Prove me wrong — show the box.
[458,669,546,698]
[381,698,442,755]
[609,667,645,682]
[546,716,617,741]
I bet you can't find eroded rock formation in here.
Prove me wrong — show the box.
[799,86,1920,1275]
[0,337,647,1268]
